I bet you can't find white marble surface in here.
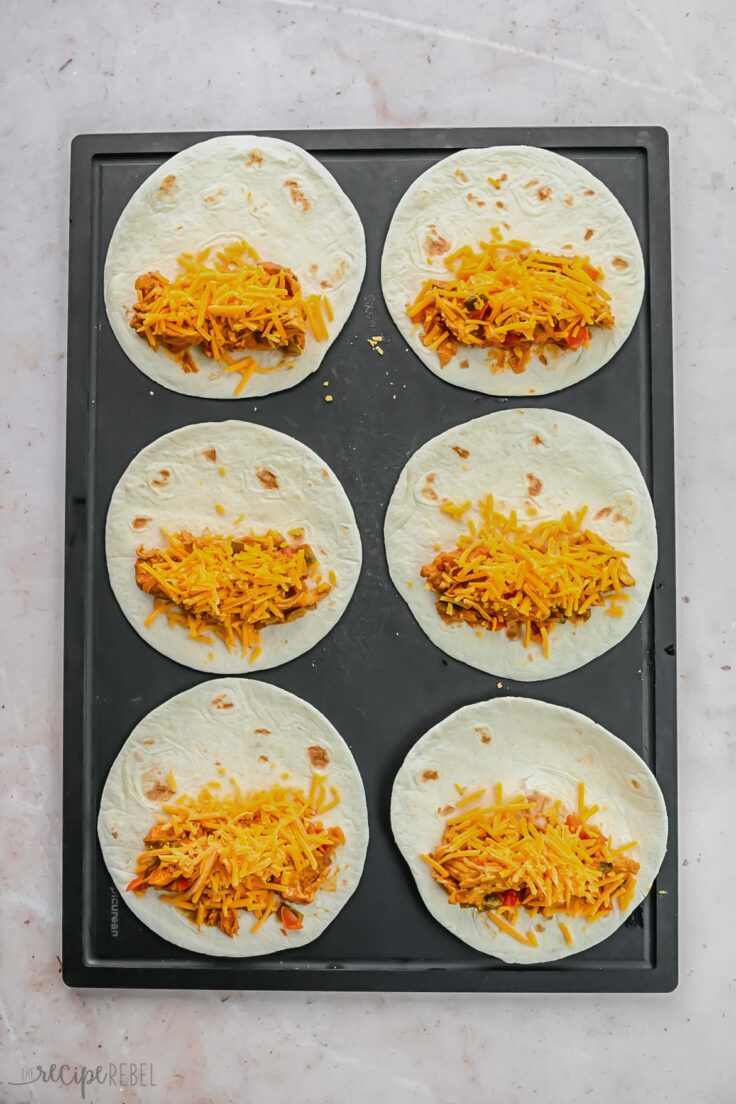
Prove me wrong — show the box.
[1,0,735,1100]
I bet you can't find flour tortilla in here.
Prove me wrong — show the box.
[392,696,667,964]
[104,135,365,398]
[106,420,361,674]
[98,678,368,957]
[384,408,656,681]
[381,145,644,396]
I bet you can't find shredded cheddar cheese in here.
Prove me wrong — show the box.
[440,499,472,521]
[558,920,573,946]
[127,776,344,937]
[407,232,614,371]
[131,240,331,391]
[136,528,333,657]
[422,782,639,946]
[421,496,635,656]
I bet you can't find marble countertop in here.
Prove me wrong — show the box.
[1,0,734,1100]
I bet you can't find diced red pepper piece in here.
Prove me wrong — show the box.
[565,327,590,350]
[280,905,303,931]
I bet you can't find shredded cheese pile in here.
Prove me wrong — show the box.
[130,240,332,392]
[127,776,344,937]
[421,496,635,656]
[422,782,639,947]
[136,529,334,661]
[407,231,614,371]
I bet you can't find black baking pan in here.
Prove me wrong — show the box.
[63,127,677,991]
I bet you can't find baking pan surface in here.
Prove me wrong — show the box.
[64,126,676,991]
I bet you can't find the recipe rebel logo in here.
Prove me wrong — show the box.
[5,1062,157,1099]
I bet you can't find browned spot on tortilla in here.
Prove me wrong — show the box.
[534,922,546,933]
[142,738,155,746]
[536,185,552,201]
[151,468,170,488]
[532,435,544,445]
[499,173,508,182]
[630,778,641,790]
[203,187,226,206]
[156,173,177,200]
[489,347,509,373]
[425,224,451,256]
[211,694,234,710]
[538,353,548,366]
[452,445,470,459]
[202,448,217,462]
[523,178,539,189]
[495,200,505,209]
[475,725,491,744]
[613,510,631,528]
[526,472,543,496]
[426,473,435,483]
[612,256,629,270]
[467,192,486,207]
[421,769,438,782]
[584,228,594,241]
[331,258,347,282]
[594,506,613,520]
[454,168,468,182]
[583,188,595,196]
[307,745,330,769]
[564,194,574,206]
[142,768,173,802]
[132,515,151,530]
[505,625,521,640]
[255,727,271,735]
[562,244,573,250]
[111,827,118,839]
[244,149,264,169]
[459,358,469,369]
[309,263,319,277]
[284,178,310,212]
[321,257,348,289]
[256,467,279,490]
[438,804,455,816]
[257,755,269,764]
